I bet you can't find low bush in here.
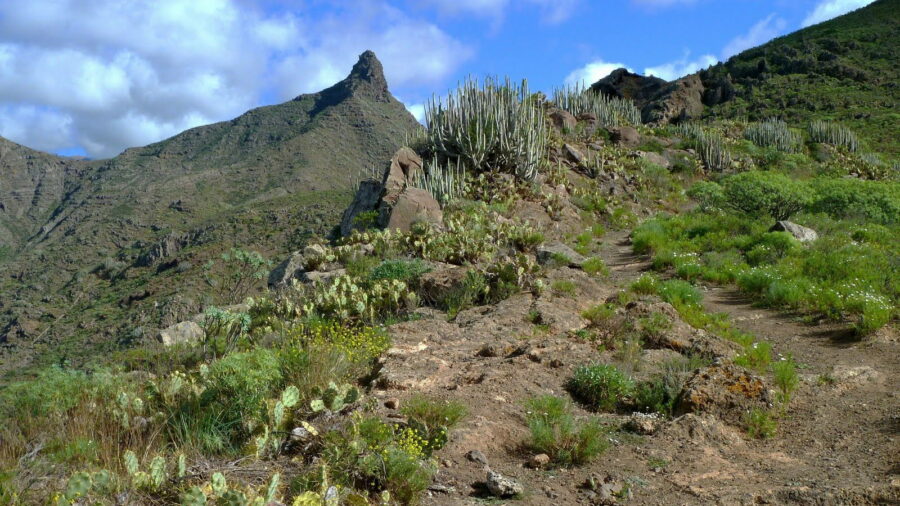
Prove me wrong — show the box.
[581,257,609,277]
[568,364,635,411]
[524,395,609,467]
[721,171,813,220]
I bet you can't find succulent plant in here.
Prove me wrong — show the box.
[425,76,548,181]
[808,120,859,152]
[552,83,642,127]
[744,118,802,153]
[310,382,360,413]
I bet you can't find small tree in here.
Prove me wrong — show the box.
[204,248,272,304]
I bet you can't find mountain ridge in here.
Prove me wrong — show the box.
[0,50,420,374]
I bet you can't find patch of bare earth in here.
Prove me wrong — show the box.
[369,230,898,504]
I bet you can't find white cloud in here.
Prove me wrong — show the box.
[564,60,634,88]
[0,1,470,158]
[419,0,579,24]
[644,53,718,81]
[802,0,875,27]
[404,103,426,123]
[721,14,787,59]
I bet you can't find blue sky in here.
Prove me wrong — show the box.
[0,0,875,158]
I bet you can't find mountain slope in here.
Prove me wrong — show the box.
[700,0,900,156]
[0,51,419,375]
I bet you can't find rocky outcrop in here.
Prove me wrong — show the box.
[158,321,205,346]
[590,68,706,125]
[548,108,577,131]
[642,74,706,124]
[770,221,818,242]
[675,364,772,426]
[134,229,209,267]
[340,147,441,236]
[609,126,641,148]
[536,242,586,268]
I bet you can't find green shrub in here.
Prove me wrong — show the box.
[734,341,772,372]
[581,257,609,277]
[204,248,272,304]
[551,280,577,296]
[809,178,900,225]
[687,181,725,211]
[745,408,777,439]
[582,303,616,325]
[568,364,635,411]
[401,396,467,456]
[524,396,609,467]
[721,171,813,220]
[657,280,703,308]
[772,355,799,406]
[370,259,432,284]
[630,273,660,295]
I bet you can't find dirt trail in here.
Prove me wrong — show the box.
[377,230,899,504]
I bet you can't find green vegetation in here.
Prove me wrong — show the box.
[553,83,642,127]
[524,395,609,467]
[424,76,547,181]
[633,355,710,417]
[568,364,635,411]
[634,160,898,337]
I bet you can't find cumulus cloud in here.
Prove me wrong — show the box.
[564,60,633,88]
[0,1,470,158]
[644,53,718,81]
[802,0,875,27]
[418,0,580,24]
[721,13,787,59]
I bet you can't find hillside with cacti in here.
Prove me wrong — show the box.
[0,2,898,505]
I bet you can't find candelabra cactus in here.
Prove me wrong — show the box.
[425,76,548,181]
[808,120,859,152]
[552,83,642,127]
[744,118,802,153]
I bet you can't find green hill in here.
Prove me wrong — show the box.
[700,0,900,157]
[0,51,419,376]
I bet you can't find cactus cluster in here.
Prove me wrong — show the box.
[552,83,642,127]
[425,76,548,181]
[181,472,282,506]
[808,120,859,152]
[744,118,802,153]
[409,155,467,206]
[310,382,360,413]
[674,123,733,172]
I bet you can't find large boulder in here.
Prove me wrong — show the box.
[675,364,772,426]
[158,321,205,347]
[609,126,641,148]
[769,221,818,243]
[268,250,307,288]
[419,265,468,305]
[536,242,586,267]
[548,108,577,131]
[381,187,442,232]
[382,147,424,206]
[340,147,439,236]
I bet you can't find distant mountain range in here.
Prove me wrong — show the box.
[0,51,419,376]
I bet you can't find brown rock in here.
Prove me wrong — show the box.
[548,108,577,131]
[380,187,442,232]
[382,147,424,206]
[675,364,772,426]
[642,74,706,124]
[384,397,400,410]
[610,126,640,147]
[419,265,468,304]
[529,454,551,469]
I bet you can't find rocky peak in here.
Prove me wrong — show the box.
[309,50,391,104]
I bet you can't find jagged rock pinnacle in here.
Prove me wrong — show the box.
[339,50,390,102]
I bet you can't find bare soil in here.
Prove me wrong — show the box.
[371,230,899,505]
